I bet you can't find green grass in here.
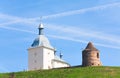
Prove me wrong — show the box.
[0,66,120,78]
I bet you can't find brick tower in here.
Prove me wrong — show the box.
[82,42,102,66]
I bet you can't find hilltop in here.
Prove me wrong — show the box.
[0,66,120,78]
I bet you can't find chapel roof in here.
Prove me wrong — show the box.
[31,23,53,49]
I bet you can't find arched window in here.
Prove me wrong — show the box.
[97,53,99,58]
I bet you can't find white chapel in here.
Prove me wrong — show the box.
[28,23,70,70]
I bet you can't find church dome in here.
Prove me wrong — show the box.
[31,35,53,48]
[31,23,53,49]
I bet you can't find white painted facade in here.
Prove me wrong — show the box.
[28,46,55,70]
[28,23,70,71]
[52,57,70,68]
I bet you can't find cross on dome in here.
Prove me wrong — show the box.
[38,17,44,35]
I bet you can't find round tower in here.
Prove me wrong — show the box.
[82,42,102,66]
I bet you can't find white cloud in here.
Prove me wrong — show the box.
[40,2,120,19]
[1,24,119,49]
[0,2,120,49]
[0,13,38,26]
[48,34,120,49]
[0,26,36,34]
[46,24,120,44]
[0,2,120,25]
[0,13,120,49]
[19,2,120,21]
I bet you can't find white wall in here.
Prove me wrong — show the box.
[28,46,55,70]
[28,47,43,70]
[43,47,54,69]
[52,60,70,68]
[28,46,70,71]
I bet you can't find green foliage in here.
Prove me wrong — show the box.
[0,66,120,78]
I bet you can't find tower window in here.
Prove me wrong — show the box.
[97,53,99,58]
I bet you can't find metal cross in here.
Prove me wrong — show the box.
[40,16,42,24]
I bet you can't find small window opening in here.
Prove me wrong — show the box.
[97,53,99,58]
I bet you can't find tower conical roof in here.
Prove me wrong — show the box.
[85,42,98,51]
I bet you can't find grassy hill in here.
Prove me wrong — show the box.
[0,66,120,78]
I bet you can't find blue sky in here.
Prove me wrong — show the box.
[0,0,120,72]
